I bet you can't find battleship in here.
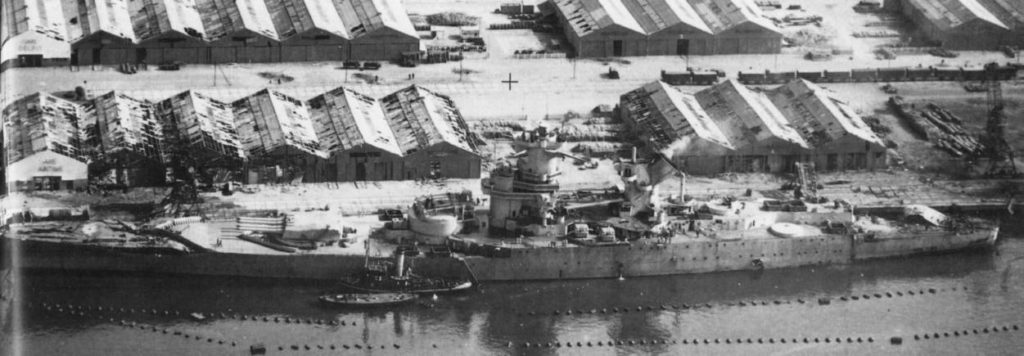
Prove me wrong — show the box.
[0,128,1001,282]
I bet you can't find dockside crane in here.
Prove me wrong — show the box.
[979,63,1019,178]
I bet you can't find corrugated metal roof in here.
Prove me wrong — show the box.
[129,0,207,42]
[308,86,402,155]
[265,0,348,40]
[980,0,1024,28]
[196,0,280,42]
[689,0,779,34]
[621,81,732,153]
[695,79,807,149]
[904,0,1008,30]
[379,85,479,156]
[621,0,712,35]
[71,0,137,42]
[554,0,645,37]
[1,0,69,44]
[1,92,85,164]
[231,89,327,159]
[155,90,246,159]
[330,0,417,40]
[84,91,165,160]
[768,79,883,148]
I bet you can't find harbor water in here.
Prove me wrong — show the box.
[6,229,1024,355]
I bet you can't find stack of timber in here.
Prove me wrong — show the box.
[888,97,984,157]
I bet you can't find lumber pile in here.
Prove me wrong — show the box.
[888,97,984,157]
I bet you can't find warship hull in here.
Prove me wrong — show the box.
[1,237,469,281]
[4,227,997,282]
[460,228,999,281]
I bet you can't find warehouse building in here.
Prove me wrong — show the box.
[7,0,419,69]
[83,91,168,186]
[692,79,808,173]
[266,0,349,62]
[622,0,713,55]
[198,0,281,63]
[1,0,71,70]
[155,90,246,166]
[129,0,209,64]
[553,0,648,57]
[886,0,1012,50]
[379,85,483,180]
[621,79,885,175]
[2,93,88,191]
[308,86,404,181]
[232,89,328,183]
[553,0,781,57]
[689,0,783,54]
[333,0,421,60]
[620,81,735,174]
[68,0,139,66]
[767,79,887,171]
[308,85,482,181]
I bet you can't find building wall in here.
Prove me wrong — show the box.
[0,32,71,70]
[348,28,420,61]
[894,0,1011,50]
[576,26,647,57]
[710,24,782,54]
[646,30,714,56]
[71,33,137,65]
[322,143,481,182]
[669,137,887,176]
[5,151,89,191]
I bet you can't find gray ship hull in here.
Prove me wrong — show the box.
[460,228,999,281]
[3,228,997,282]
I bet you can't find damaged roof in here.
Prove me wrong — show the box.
[155,90,246,159]
[979,0,1024,28]
[84,91,165,159]
[621,81,732,153]
[68,0,137,42]
[1,0,69,44]
[695,79,808,149]
[329,0,418,39]
[232,89,328,159]
[688,0,779,34]
[265,0,349,39]
[768,79,884,148]
[1,92,85,164]
[379,85,480,156]
[308,86,402,156]
[129,0,207,42]
[904,0,1008,30]
[196,0,279,42]
[554,0,646,37]
[621,0,712,34]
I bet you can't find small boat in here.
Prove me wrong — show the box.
[341,243,473,294]
[339,272,474,294]
[319,293,417,307]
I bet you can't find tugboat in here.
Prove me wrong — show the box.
[339,243,473,294]
[319,293,418,307]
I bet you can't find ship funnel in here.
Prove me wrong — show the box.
[395,252,405,278]
[631,147,637,162]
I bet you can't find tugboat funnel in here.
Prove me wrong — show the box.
[395,253,405,278]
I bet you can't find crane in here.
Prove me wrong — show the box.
[980,63,1018,178]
